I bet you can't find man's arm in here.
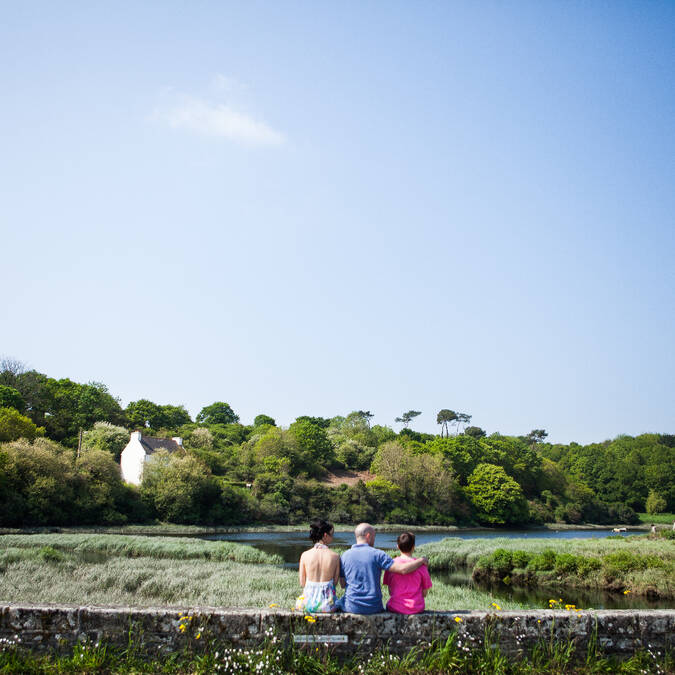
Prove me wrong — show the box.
[388,556,428,575]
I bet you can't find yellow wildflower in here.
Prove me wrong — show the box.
[304,615,316,623]
[195,633,201,640]
[491,603,501,611]
[454,617,463,623]
[269,603,279,608]
[623,589,631,595]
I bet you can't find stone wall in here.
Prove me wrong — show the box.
[1,604,672,659]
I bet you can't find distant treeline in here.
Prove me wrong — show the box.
[0,359,672,528]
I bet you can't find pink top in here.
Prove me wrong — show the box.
[383,555,432,614]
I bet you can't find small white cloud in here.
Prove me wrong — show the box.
[154,91,285,147]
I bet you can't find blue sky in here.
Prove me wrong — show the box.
[1,1,673,444]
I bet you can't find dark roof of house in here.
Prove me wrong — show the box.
[140,436,182,455]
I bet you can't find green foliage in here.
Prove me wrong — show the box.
[0,407,43,442]
[464,426,486,439]
[196,401,239,425]
[646,489,667,514]
[82,421,129,461]
[0,384,25,412]
[37,545,65,563]
[140,452,222,524]
[288,418,335,470]
[125,400,191,430]
[395,409,421,428]
[466,463,529,525]
[253,414,276,427]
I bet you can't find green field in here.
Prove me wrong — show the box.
[639,512,675,525]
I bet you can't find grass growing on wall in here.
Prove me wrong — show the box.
[0,534,283,564]
[0,635,671,674]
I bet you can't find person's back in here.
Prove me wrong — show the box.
[340,541,393,614]
[296,519,340,613]
[338,523,428,615]
[383,532,432,614]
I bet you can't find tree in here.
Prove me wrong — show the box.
[0,357,26,386]
[295,416,331,429]
[82,422,129,462]
[0,407,43,442]
[356,411,374,428]
[254,414,276,427]
[456,413,472,434]
[527,429,548,446]
[0,385,25,413]
[465,426,486,439]
[646,490,667,514]
[466,463,529,525]
[436,410,457,438]
[196,402,239,425]
[125,399,163,429]
[288,419,335,470]
[140,452,221,523]
[159,404,192,428]
[395,410,421,429]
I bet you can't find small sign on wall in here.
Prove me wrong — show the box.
[293,634,348,644]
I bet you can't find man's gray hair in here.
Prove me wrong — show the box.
[354,523,374,540]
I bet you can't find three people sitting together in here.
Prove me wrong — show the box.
[296,520,431,615]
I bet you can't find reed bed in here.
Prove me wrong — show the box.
[0,534,282,564]
[0,555,525,611]
[417,534,675,572]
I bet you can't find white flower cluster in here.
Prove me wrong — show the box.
[0,635,21,652]
[212,646,283,674]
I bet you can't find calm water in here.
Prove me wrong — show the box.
[206,527,634,566]
[206,528,672,610]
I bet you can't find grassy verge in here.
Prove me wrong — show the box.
[0,534,282,564]
[639,512,675,525]
[418,535,675,599]
[0,636,671,674]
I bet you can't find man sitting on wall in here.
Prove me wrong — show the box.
[337,523,428,614]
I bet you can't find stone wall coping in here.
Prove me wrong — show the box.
[2,603,673,658]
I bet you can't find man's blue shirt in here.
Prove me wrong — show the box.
[339,543,394,614]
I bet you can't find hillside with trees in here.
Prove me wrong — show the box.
[0,359,672,529]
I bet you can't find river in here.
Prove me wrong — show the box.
[206,528,672,610]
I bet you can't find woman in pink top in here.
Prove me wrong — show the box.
[383,532,432,614]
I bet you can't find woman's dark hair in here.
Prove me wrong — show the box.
[309,519,334,543]
[397,531,415,553]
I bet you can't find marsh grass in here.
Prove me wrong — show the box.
[0,534,282,564]
[417,534,675,571]
[0,555,524,611]
[418,535,675,599]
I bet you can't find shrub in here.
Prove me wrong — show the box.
[646,490,667,515]
[511,550,532,569]
[527,549,556,571]
[491,549,514,575]
[38,546,65,563]
[576,557,602,576]
[554,553,579,575]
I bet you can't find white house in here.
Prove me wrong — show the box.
[120,431,183,485]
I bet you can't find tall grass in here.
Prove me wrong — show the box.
[417,534,675,572]
[0,534,282,564]
[0,554,526,611]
